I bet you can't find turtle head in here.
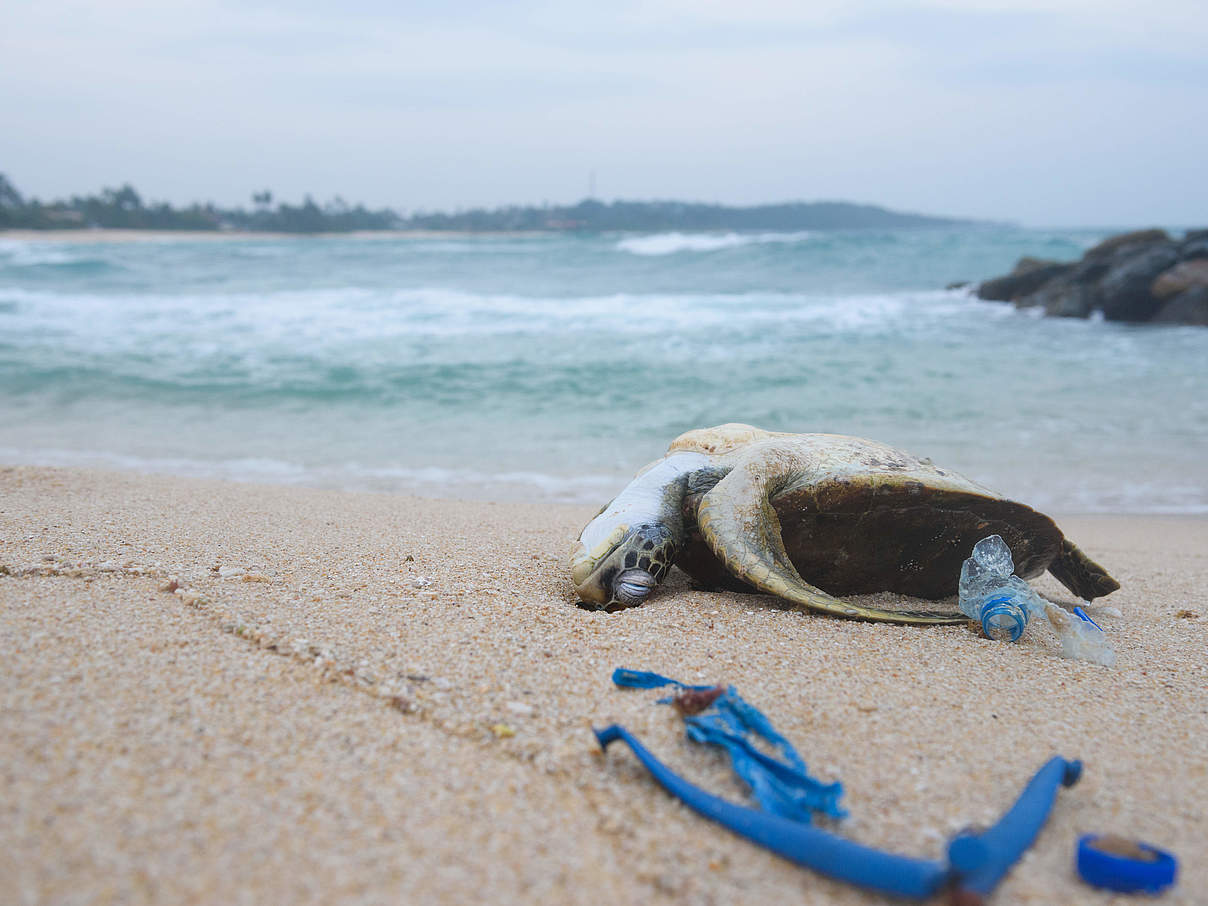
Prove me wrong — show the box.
[570,521,680,612]
[570,451,704,612]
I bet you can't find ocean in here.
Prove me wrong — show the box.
[1,227,1205,513]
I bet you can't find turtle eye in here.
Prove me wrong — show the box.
[613,568,656,606]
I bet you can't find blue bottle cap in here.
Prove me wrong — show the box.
[1076,834,1178,893]
[980,594,1026,642]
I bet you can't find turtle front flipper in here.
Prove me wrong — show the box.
[696,453,965,625]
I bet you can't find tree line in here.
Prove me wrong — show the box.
[0,174,400,233]
[0,173,967,234]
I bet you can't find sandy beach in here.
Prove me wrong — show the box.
[1,465,1204,904]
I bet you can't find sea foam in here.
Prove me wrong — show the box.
[616,231,812,256]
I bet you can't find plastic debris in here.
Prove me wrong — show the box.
[958,536,1047,640]
[611,669,844,822]
[958,535,1116,665]
[1045,604,1117,667]
[1077,834,1178,893]
[601,668,1083,902]
[946,757,1083,901]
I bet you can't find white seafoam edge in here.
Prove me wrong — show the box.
[3,444,1207,514]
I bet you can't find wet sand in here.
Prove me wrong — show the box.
[1,466,1204,904]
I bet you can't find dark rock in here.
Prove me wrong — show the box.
[1016,255,1066,274]
[970,228,1208,325]
[1084,228,1171,260]
[1152,286,1208,325]
[1096,245,1179,321]
[1180,231,1208,260]
[1017,277,1096,318]
[1152,259,1208,300]
[1067,255,1113,286]
[946,280,970,290]
[977,257,1074,301]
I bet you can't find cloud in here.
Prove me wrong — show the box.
[1,0,1205,224]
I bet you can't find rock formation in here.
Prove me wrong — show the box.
[974,229,1208,326]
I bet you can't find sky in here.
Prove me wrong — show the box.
[2,0,1206,226]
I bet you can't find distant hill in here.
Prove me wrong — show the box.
[0,172,973,234]
[406,198,974,232]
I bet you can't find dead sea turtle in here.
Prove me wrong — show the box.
[570,424,1118,623]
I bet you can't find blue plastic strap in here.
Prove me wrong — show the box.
[1073,606,1104,630]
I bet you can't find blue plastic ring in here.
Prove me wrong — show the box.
[1076,834,1178,893]
[980,594,1026,642]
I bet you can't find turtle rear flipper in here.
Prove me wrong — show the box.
[1048,539,1120,600]
[696,450,965,625]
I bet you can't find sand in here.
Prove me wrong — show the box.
[1,465,1203,904]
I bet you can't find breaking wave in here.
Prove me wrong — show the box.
[615,231,812,256]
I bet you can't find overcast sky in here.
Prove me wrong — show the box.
[3,0,1206,226]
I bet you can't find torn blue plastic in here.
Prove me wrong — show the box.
[603,668,1082,901]
[611,668,714,691]
[610,668,844,821]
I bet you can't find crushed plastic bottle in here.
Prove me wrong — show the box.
[958,535,1047,641]
[958,535,1116,666]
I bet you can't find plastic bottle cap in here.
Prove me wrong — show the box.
[1076,834,1178,893]
[980,594,1026,642]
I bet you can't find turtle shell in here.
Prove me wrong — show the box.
[678,431,1064,601]
[771,481,1062,599]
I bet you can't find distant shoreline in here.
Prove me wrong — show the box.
[0,228,549,242]
[0,173,976,234]
[0,224,986,243]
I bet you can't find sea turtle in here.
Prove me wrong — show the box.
[569,424,1118,623]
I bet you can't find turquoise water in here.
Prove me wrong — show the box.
[1,228,1205,512]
